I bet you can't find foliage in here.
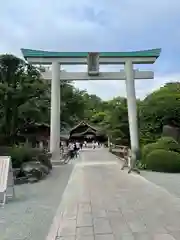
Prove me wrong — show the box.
[1,145,52,169]
[10,145,32,168]
[99,97,130,145]
[157,136,180,153]
[146,149,180,173]
[0,54,89,142]
[61,81,86,128]
[139,82,180,144]
[141,142,163,166]
[0,54,50,144]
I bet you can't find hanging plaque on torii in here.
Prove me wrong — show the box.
[87,52,99,76]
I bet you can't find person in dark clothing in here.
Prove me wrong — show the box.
[73,142,78,158]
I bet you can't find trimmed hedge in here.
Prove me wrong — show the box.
[141,143,163,165]
[141,136,180,167]
[146,149,180,173]
[157,136,180,153]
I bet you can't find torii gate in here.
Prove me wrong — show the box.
[21,48,161,169]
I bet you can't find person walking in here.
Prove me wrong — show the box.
[121,146,130,170]
[75,141,80,156]
[68,142,75,159]
[92,140,95,149]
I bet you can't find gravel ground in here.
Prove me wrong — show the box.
[0,164,74,240]
[141,170,180,198]
[112,151,180,198]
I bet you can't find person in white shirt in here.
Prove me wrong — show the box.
[68,142,75,159]
[92,140,95,149]
[75,141,80,157]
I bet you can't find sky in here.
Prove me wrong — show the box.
[0,0,180,100]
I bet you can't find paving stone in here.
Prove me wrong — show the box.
[128,220,147,233]
[133,232,152,240]
[57,237,75,240]
[112,226,132,238]
[63,206,78,220]
[77,213,93,227]
[76,236,94,240]
[78,203,91,213]
[153,233,176,240]
[95,234,115,240]
[93,218,112,234]
[53,149,180,240]
[92,209,107,218]
[108,211,126,223]
[145,221,168,234]
[119,233,135,240]
[76,226,94,236]
[58,219,76,236]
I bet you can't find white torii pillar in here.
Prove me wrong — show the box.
[125,60,139,172]
[50,61,60,159]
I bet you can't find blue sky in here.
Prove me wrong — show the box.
[0,0,180,99]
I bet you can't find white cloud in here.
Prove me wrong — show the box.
[0,0,180,100]
[74,73,180,100]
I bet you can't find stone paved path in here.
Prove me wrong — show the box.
[48,148,180,240]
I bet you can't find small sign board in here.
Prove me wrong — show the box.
[0,156,15,206]
[87,52,99,76]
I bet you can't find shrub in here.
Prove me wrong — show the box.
[157,136,180,153]
[146,149,180,173]
[0,146,13,156]
[141,143,163,165]
[10,145,32,168]
[0,145,52,170]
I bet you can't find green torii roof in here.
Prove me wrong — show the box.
[21,48,161,59]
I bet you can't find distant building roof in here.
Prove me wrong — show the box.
[70,121,97,132]
[70,121,105,137]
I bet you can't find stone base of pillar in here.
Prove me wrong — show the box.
[121,148,140,174]
[51,150,60,161]
[128,148,140,174]
[128,167,140,174]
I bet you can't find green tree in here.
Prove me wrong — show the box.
[139,82,180,144]
[0,54,50,144]
[60,81,86,129]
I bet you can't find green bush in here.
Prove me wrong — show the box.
[0,146,13,156]
[141,143,163,165]
[0,145,52,170]
[146,149,180,173]
[157,136,180,153]
[10,145,32,168]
